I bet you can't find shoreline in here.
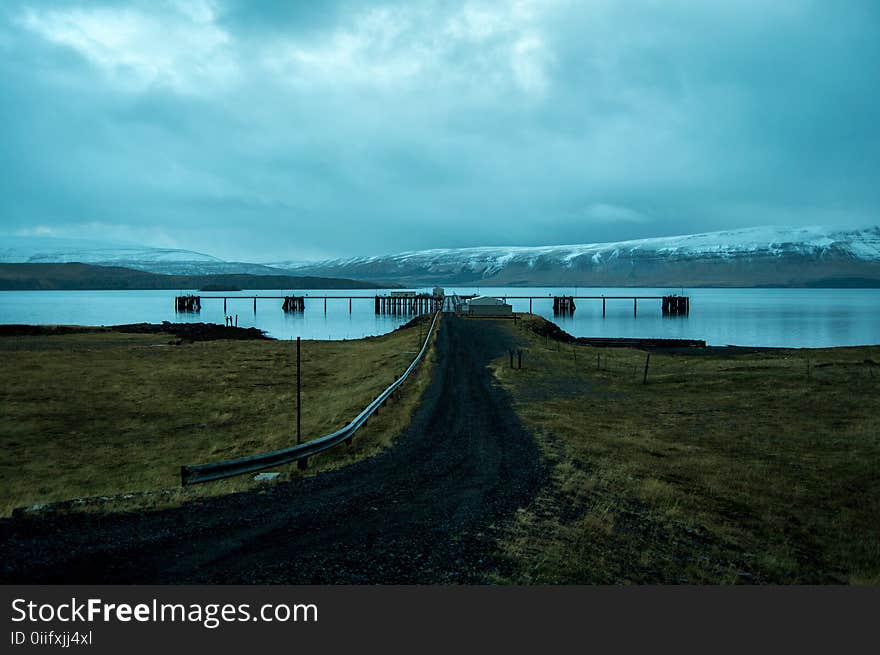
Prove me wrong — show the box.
[2,318,879,351]
[518,314,880,353]
[0,322,271,341]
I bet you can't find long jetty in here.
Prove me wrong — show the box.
[501,295,690,317]
[174,294,442,315]
[174,293,690,317]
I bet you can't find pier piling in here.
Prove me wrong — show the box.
[661,295,690,316]
[175,295,201,312]
[552,296,576,316]
[282,296,305,312]
[373,293,436,316]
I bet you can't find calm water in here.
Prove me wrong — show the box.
[1,287,878,348]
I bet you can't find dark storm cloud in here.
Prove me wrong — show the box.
[1,0,878,261]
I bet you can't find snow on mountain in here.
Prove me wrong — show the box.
[0,236,221,265]
[273,226,880,287]
[0,236,289,275]
[4,226,879,286]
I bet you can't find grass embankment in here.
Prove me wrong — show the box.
[491,315,880,584]
[0,316,438,516]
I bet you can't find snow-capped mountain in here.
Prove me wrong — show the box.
[6,226,879,286]
[0,236,221,264]
[0,236,288,275]
[273,226,880,287]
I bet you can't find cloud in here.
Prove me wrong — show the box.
[584,204,649,225]
[1,0,878,261]
[261,1,554,96]
[18,0,237,93]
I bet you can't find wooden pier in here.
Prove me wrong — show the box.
[174,295,201,312]
[177,294,442,315]
[552,296,576,316]
[176,293,687,318]
[281,296,305,312]
[661,295,690,316]
[375,294,441,315]
[502,295,690,318]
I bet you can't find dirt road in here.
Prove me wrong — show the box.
[0,316,541,583]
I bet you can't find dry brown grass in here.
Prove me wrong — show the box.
[0,316,438,516]
[491,315,880,584]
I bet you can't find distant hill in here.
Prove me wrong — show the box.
[7,226,880,288]
[272,225,880,287]
[0,263,390,291]
[0,236,291,275]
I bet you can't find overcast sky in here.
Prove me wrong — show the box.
[1,1,878,262]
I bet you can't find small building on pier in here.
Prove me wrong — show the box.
[460,296,512,316]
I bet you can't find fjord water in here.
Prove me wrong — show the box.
[1,287,878,348]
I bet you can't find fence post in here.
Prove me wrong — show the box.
[643,353,651,384]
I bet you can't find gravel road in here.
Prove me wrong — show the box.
[0,315,542,583]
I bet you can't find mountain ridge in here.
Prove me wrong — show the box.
[4,226,880,287]
[270,225,880,287]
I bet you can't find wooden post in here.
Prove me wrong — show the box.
[223,297,227,313]
[643,353,651,384]
[324,297,327,314]
[634,298,637,317]
[349,297,352,313]
[253,297,256,313]
[529,297,532,313]
[602,297,606,317]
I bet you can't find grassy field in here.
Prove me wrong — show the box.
[0,316,438,517]
[490,315,880,584]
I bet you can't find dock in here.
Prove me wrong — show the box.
[503,295,690,317]
[173,293,690,317]
[174,294,442,315]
